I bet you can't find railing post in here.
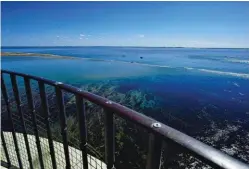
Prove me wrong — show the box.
[75,94,88,169]
[1,131,11,167]
[24,77,45,169]
[104,109,115,169]
[10,74,34,169]
[10,74,33,169]
[38,81,57,169]
[1,73,23,169]
[55,85,71,169]
[146,133,163,169]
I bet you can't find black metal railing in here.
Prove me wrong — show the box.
[1,69,249,169]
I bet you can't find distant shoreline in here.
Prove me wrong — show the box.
[1,52,78,59]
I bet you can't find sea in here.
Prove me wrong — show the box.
[1,46,249,165]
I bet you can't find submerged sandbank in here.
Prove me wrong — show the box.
[1,52,78,59]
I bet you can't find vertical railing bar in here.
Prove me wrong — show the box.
[1,131,11,167]
[104,109,115,169]
[10,74,34,169]
[146,133,163,169]
[1,73,23,169]
[75,94,88,169]
[55,86,71,169]
[38,81,57,169]
[23,77,45,169]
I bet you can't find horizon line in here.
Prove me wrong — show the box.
[1,45,249,49]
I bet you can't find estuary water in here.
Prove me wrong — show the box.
[1,46,249,163]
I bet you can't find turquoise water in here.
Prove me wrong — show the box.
[2,47,249,118]
[2,47,249,73]
[1,47,249,161]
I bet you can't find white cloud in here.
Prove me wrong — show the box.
[56,36,71,39]
[138,34,145,38]
[79,34,91,39]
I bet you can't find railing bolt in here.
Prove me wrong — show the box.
[106,101,112,104]
[151,123,161,128]
[55,82,63,85]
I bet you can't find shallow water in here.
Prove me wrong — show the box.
[1,46,249,163]
[2,46,249,73]
[2,47,249,119]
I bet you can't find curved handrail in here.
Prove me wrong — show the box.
[1,69,249,169]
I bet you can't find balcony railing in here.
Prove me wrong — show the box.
[1,69,249,169]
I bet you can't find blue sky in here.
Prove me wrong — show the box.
[1,2,249,48]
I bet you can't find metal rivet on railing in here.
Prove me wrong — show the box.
[106,101,112,104]
[55,82,63,85]
[151,123,161,128]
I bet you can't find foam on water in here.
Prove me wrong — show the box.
[197,69,249,79]
[226,59,249,64]
[233,82,240,87]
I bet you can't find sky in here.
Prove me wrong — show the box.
[1,1,249,48]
